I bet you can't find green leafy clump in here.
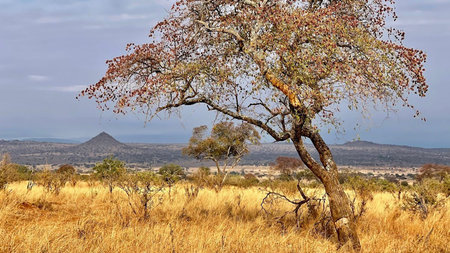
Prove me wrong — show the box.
[93,156,127,193]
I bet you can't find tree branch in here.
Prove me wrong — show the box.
[291,125,328,181]
[200,98,291,141]
[155,97,290,142]
[301,127,338,174]
[195,20,244,42]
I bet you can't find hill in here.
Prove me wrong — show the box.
[0,133,449,168]
[72,132,127,153]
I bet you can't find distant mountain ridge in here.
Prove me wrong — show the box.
[0,132,449,167]
[21,138,81,144]
[342,140,380,147]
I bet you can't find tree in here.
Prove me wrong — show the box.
[56,164,76,175]
[158,163,185,198]
[56,164,77,186]
[272,156,304,180]
[0,154,16,190]
[35,168,66,195]
[116,171,163,220]
[92,157,126,193]
[158,163,185,184]
[183,122,260,178]
[80,0,428,249]
[0,153,32,189]
[417,164,450,182]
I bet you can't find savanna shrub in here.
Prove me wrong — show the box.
[93,157,127,193]
[35,169,67,195]
[116,171,163,220]
[402,178,446,219]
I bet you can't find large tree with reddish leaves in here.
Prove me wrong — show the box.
[81,0,427,249]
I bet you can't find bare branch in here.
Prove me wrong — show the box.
[195,20,244,42]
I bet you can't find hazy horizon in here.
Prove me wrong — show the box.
[1,131,448,149]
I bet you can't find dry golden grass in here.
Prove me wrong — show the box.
[0,182,448,253]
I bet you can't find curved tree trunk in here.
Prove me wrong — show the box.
[292,125,361,251]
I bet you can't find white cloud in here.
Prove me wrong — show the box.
[109,13,150,21]
[44,85,87,92]
[28,75,49,82]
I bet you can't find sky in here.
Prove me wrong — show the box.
[0,0,449,147]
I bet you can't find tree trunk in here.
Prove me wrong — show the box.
[292,129,361,251]
[320,171,361,251]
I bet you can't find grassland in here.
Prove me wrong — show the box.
[0,182,448,253]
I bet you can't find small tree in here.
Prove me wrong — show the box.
[417,164,450,182]
[35,168,66,195]
[402,178,446,219]
[117,171,164,220]
[191,167,211,187]
[15,164,32,181]
[183,122,260,185]
[0,154,16,190]
[272,156,304,180]
[158,163,185,197]
[56,164,77,186]
[92,157,126,193]
[57,164,76,175]
[0,154,32,189]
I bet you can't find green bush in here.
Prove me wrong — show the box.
[92,157,127,193]
[158,164,185,184]
[1,154,34,189]
[343,176,376,219]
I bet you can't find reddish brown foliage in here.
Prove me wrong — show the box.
[81,0,428,129]
[418,164,450,181]
[272,156,304,175]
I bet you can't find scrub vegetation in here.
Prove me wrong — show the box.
[0,155,448,252]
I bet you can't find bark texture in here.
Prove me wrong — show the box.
[292,123,361,251]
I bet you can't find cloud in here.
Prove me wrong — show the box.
[44,85,87,93]
[109,13,150,21]
[28,75,49,82]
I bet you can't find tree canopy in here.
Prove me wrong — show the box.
[182,122,260,174]
[93,157,126,193]
[81,0,427,139]
[272,156,304,174]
